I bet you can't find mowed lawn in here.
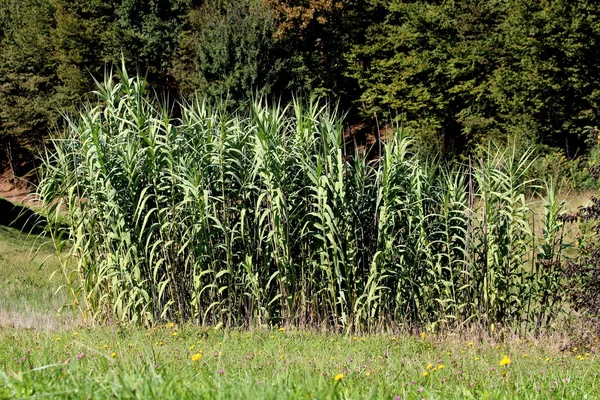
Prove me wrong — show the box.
[1,224,600,399]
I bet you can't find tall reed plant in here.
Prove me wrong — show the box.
[39,69,572,332]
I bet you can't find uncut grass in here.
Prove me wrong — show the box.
[1,326,599,399]
[0,225,72,329]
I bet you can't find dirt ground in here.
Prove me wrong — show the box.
[0,167,37,205]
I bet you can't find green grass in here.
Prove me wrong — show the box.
[1,326,599,399]
[0,226,72,330]
[1,227,600,398]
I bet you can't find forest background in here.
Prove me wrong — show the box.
[2,0,600,186]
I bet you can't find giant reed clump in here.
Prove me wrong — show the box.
[38,69,573,332]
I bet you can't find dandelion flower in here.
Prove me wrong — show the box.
[420,332,426,339]
[365,371,371,377]
[172,331,178,337]
[426,363,434,370]
[278,327,285,332]
[334,373,344,381]
[73,332,79,336]
[110,352,116,358]
[190,345,195,351]
[167,322,175,328]
[422,371,429,376]
[437,364,445,370]
[467,341,473,346]
[191,353,202,362]
[499,355,511,366]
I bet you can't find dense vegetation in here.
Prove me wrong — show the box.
[1,226,599,399]
[38,69,582,331]
[2,0,600,163]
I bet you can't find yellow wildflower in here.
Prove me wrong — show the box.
[167,322,175,328]
[334,373,344,381]
[172,331,178,337]
[499,355,511,366]
[422,371,429,376]
[191,353,202,362]
[278,327,285,332]
[110,352,116,358]
[426,363,434,370]
[420,332,426,339]
[467,341,473,346]
[437,364,445,370]
[365,371,371,377]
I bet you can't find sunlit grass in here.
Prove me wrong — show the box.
[0,226,72,329]
[1,326,599,399]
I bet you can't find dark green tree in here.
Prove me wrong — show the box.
[171,0,282,104]
[105,0,191,86]
[0,0,58,153]
[346,0,600,157]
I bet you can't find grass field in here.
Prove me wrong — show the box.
[1,212,600,399]
[0,226,71,330]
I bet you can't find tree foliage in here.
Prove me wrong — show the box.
[0,0,58,150]
[171,0,281,103]
[2,0,600,161]
[346,0,600,156]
